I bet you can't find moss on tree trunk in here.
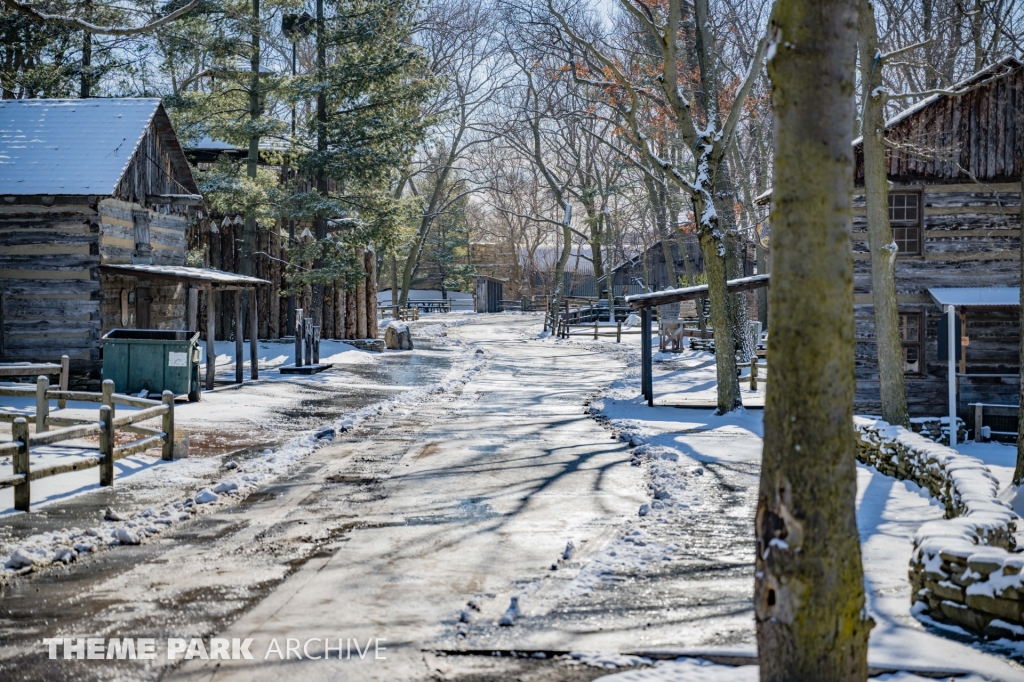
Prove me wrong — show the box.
[756,0,873,677]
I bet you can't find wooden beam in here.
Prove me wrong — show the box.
[205,287,216,390]
[628,274,770,309]
[249,289,258,381]
[234,290,243,384]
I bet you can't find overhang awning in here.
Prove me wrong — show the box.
[101,264,269,289]
[928,287,1020,308]
[626,274,770,309]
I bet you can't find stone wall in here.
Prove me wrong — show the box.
[855,417,1024,638]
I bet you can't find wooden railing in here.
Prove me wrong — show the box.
[0,380,174,512]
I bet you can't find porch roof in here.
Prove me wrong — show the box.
[928,287,1019,308]
[101,264,268,289]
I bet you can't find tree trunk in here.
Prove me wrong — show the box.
[756,0,873,677]
[365,249,378,339]
[551,202,573,321]
[311,0,327,329]
[860,0,909,428]
[1015,172,1024,485]
[697,221,741,413]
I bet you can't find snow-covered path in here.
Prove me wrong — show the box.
[3,317,1024,681]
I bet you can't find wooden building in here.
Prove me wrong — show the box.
[0,98,265,384]
[848,58,1023,419]
[611,234,704,295]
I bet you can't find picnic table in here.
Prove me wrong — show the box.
[408,300,452,313]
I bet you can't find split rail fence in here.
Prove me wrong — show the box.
[0,365,174,512]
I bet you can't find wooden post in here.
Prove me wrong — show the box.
[304,316,313,364]
[234,290,243,383]
[206,287,216,390]
[101,379,115,423]
[365,249,378,339]
[594,316,599,340]
[161,391,174,461]
[12,418,30,512]
[641,306,653,406]
[313,326,321,364]
[58,355,69,409]
[294,308,304,366]
[188,286,199,332]
[35,375,49,433]
[99,404,114,487]
[617,321,622,343]
[975,403,985,443]
[751,356,759,391]
[250,288,259,380]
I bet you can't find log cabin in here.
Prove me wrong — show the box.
[0,98,264,385]
[849,57,1023,425]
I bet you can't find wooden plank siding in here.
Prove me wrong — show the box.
[852,184,1021,416]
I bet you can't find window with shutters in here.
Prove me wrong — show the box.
[132,210,152,264]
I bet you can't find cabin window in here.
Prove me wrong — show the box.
[901,312,924,375]
[888,192,922,256]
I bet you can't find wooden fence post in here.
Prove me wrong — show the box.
[101,379,116,423]
[58,355,69,409]
[975,403,985,443]
[617,321,622,343]
[594,317,599,340]
[161,391,175,461]
[35,375,49,433]
[750,357,758,391]
[99,404,114,487]
[312,326,321,364]
[12,418,30,512]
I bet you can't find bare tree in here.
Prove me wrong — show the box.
[756,0,873,677]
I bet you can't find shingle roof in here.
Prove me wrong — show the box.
[0,98,164,196]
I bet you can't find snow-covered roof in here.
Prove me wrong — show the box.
[101,264,269,286]
[0,98,172,196]
[929,287,1019,307]
[626,273,769,308]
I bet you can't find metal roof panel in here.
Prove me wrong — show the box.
[0,98,161,196]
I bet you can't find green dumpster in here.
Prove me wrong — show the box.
[101,330,202,402]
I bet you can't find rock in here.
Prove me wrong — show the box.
[103,507,122,522]
[639,504,651,517]
[385,324,414,350]
[224,461,239,470]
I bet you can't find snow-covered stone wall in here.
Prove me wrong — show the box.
[855,417,1024,639]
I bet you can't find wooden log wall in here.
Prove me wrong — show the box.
[188,217,378,341]
[852,183,1021,416]
[0,205,101,369]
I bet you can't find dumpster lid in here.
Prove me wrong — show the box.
[103,329,199,341]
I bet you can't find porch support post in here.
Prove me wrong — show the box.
[250,287,259,380]
[641,305,653,406]
[205,286,216,390]
[234,290,243,384]
[948,303,957,446]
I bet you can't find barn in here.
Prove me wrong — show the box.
[0,98,264,385]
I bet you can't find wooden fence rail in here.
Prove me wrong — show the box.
[0,381,174,512]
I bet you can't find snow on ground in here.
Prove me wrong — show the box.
[0,320,486,584]
[588,344,1024,679]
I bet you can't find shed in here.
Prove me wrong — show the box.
[0,98,266,387]
[475,276,504,313]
